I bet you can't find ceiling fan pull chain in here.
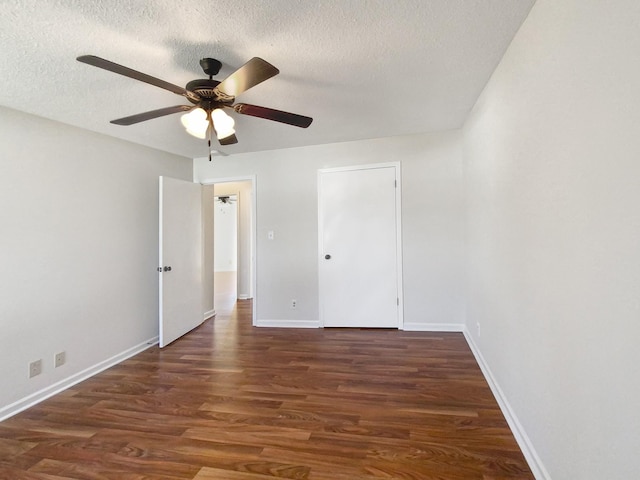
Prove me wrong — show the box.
[207,111,213,162]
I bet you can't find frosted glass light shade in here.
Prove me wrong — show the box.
[211,108,235,140]
[181,108,208,139]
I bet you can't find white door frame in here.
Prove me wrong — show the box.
[201,175,257,326]
[317,162,404,329]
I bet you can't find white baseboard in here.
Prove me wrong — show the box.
[237,294,251,300]
[256,319,321,328]
[0,336,158,422]
[203,309,216,320]
[463,329,551,480]
[402,322,464,332]
[256,321,465,331]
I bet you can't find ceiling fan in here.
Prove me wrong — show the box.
[76,55,313,159]
[216,195,236,205]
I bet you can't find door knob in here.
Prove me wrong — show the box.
[324,254,331,260]
[163,266,172,272]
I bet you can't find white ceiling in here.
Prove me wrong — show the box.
[0,0,535,158]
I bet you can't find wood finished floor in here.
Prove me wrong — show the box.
[0,298,534,479]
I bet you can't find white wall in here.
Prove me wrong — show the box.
[0,106,191,417]
[463,0,640,478]
[194,131,464,329]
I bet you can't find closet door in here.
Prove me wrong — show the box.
[319,164,402,328]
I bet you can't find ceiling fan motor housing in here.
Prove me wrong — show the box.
[185,78,234,106]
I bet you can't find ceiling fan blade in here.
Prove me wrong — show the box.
[218,134,238,146]
[232,103,313,128]
[110,105,194,125]
[77,55,200,101]
[214,57,279,99]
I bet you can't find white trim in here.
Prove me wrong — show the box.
[317,162,404,329]
[402,322,464,332]
[158,176,165,347]
[237,294,251,300]
[200,175,254,184]
[463,328,551,480]
[256,319,321,328]
[394,163,404,329]
[317,161,402,174]
[200,175,257,327]
[0,336,159,422]
[203,309,216,320]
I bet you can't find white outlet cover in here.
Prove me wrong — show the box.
[55,352,66,367]
[29,359,42,378]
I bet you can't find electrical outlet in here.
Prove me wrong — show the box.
[54,351,66,368]
[29,359,42,378]
[291,299,297,309]
[476,322,481,337]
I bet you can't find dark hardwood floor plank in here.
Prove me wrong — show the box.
[22,442,200,479]
[0,418,98,439]
[0,467,73,480]
[193,466,309,480]
[258,446,374,475]
[28,457,189,480]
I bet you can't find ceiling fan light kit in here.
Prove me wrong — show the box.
[180,107,235,140]
[76,55,313,160]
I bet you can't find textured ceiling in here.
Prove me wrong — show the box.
[0,0,535,158]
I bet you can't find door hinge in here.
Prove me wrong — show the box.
[394,180,397,188]
[397,297,399,306]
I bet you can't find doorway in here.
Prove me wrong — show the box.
[202,177,256,325]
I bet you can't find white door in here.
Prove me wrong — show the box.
[159,176,203,347]
[318,164,402,328]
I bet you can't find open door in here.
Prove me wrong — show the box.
[159,176,203,348]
